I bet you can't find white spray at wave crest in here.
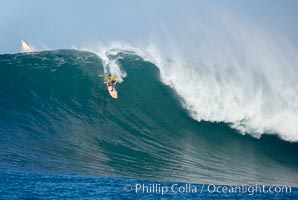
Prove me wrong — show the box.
[82,43,131,83]
[142,13,298,142]
[21,40,34,53]
[81,13,298,142]
[84,37,298,142]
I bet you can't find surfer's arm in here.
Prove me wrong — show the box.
[99,74,108,77]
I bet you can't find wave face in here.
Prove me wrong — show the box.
[0,50,298,186]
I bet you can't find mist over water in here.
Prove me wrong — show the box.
[145,10,298,142]
[82,7,298,142]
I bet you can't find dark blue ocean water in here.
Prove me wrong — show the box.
[1,170,297,199]
[0,50,297,199]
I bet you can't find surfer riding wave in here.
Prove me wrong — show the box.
[99,74,117,91]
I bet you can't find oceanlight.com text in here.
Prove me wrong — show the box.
[123,183,292,196]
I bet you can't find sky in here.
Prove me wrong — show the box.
[0,0,298,54]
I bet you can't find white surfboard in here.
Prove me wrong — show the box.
[107,84,118,99]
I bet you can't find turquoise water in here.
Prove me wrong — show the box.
[0,50,297,198]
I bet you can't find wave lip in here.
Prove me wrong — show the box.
[135,29,298,143]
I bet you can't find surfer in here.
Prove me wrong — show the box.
[100,74,117,91]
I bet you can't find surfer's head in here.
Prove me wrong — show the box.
[109,74,112,76]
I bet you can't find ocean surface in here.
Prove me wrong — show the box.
[0,49,297,199]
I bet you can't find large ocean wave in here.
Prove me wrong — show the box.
[0,49,298,186]
[88,38,298,142]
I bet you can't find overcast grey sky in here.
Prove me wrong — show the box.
[0,0,298,53]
